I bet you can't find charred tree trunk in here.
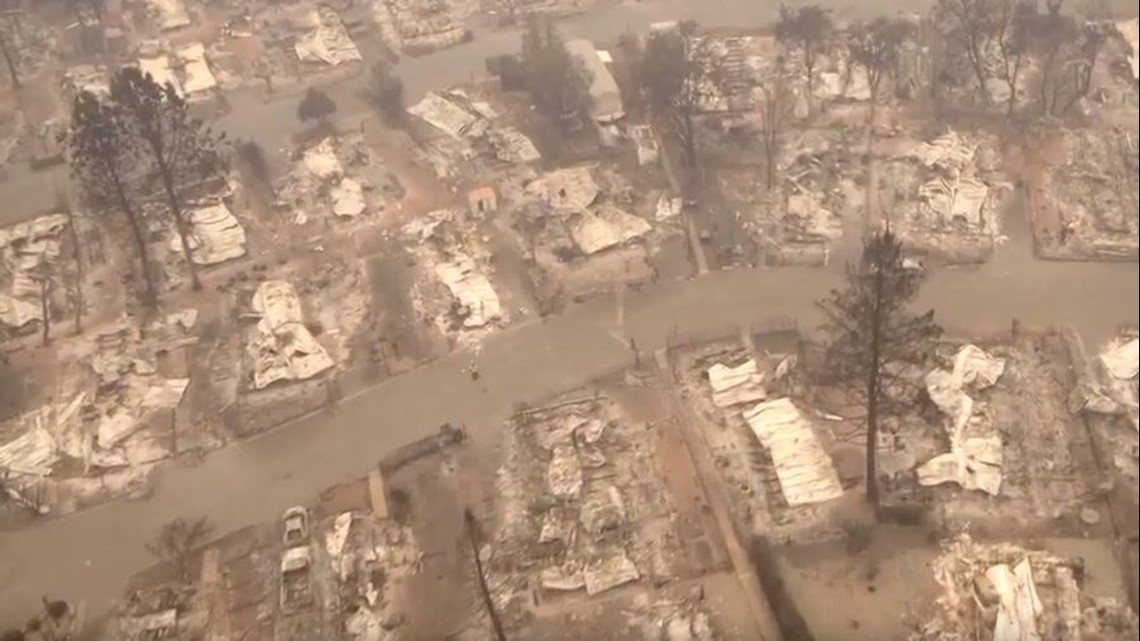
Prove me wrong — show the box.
[63,200,84,334]
[39,276,51,346]
[156,160,201,290]
[865,261,885,510]
[464,509,506,641]
[0,30,19,89]
[112,173,159,307]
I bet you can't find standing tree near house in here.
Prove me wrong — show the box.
[297,87,338,126]
[817,230,942,510]
[848,17,915,128]
[757,56,795,191]
[519,15,592,129]
[638,21,716,173]
[110,67,228,292]
[775,3,834,117]
[56,188,85,335]
[67,91,160,307]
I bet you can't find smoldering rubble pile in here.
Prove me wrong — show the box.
[884,129,1006,260]
[486,396,721,638]
[276,136,403,224]
[401,208,504,345]
[1037,130,1139,260]
[911,534,1139,641]
[0,310,200,513]
[407,90,541,180]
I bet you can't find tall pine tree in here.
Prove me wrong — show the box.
[817,231,942,509]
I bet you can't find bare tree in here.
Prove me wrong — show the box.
[757,57,796,191]
[67,92,159,307]
[111,68,228,292]
[994,0,1034,118]
[639,21,716,171]
[937,0,1002,104]
[817,231,942,509]
[848,18,915,126]
[147,516,215,582]
[776,3,833,116]
[1033,16,1107,116]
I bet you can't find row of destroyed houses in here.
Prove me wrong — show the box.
[107,324,1140,641]
[676,321,1139,640]
[0,129,396,514]
[540,16,1138,264]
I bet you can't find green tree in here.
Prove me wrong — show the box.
[639,22,715,171]
[110,68,227,291]
[817,231,942,509]
[297,87,337,125]
[775,4,834,115]
[67,92,159,306]
[520,16,591,127]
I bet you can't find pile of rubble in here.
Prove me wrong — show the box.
[276,136,403,224]
[728,129,861,265]
[372,0,473,55]
[245,280,335,390]
[1076,332,1139,491]
[401,208,505,345]
[487,396,689,629]
[504,164,668,299]
[0,213,69,331]
[884,129,1007,262]
[0,310,200,514]
[1035,129,1139,261]
[295,5,364,67]
[408,90,540,179]
[324,510,423,640]
[136,40,220,101]
[704,351,842,511]
[916,344,1007,496]
[912,534,1139,641]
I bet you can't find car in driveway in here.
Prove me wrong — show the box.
[282,506,309,546]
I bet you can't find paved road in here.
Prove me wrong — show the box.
[1,250,1136,626]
